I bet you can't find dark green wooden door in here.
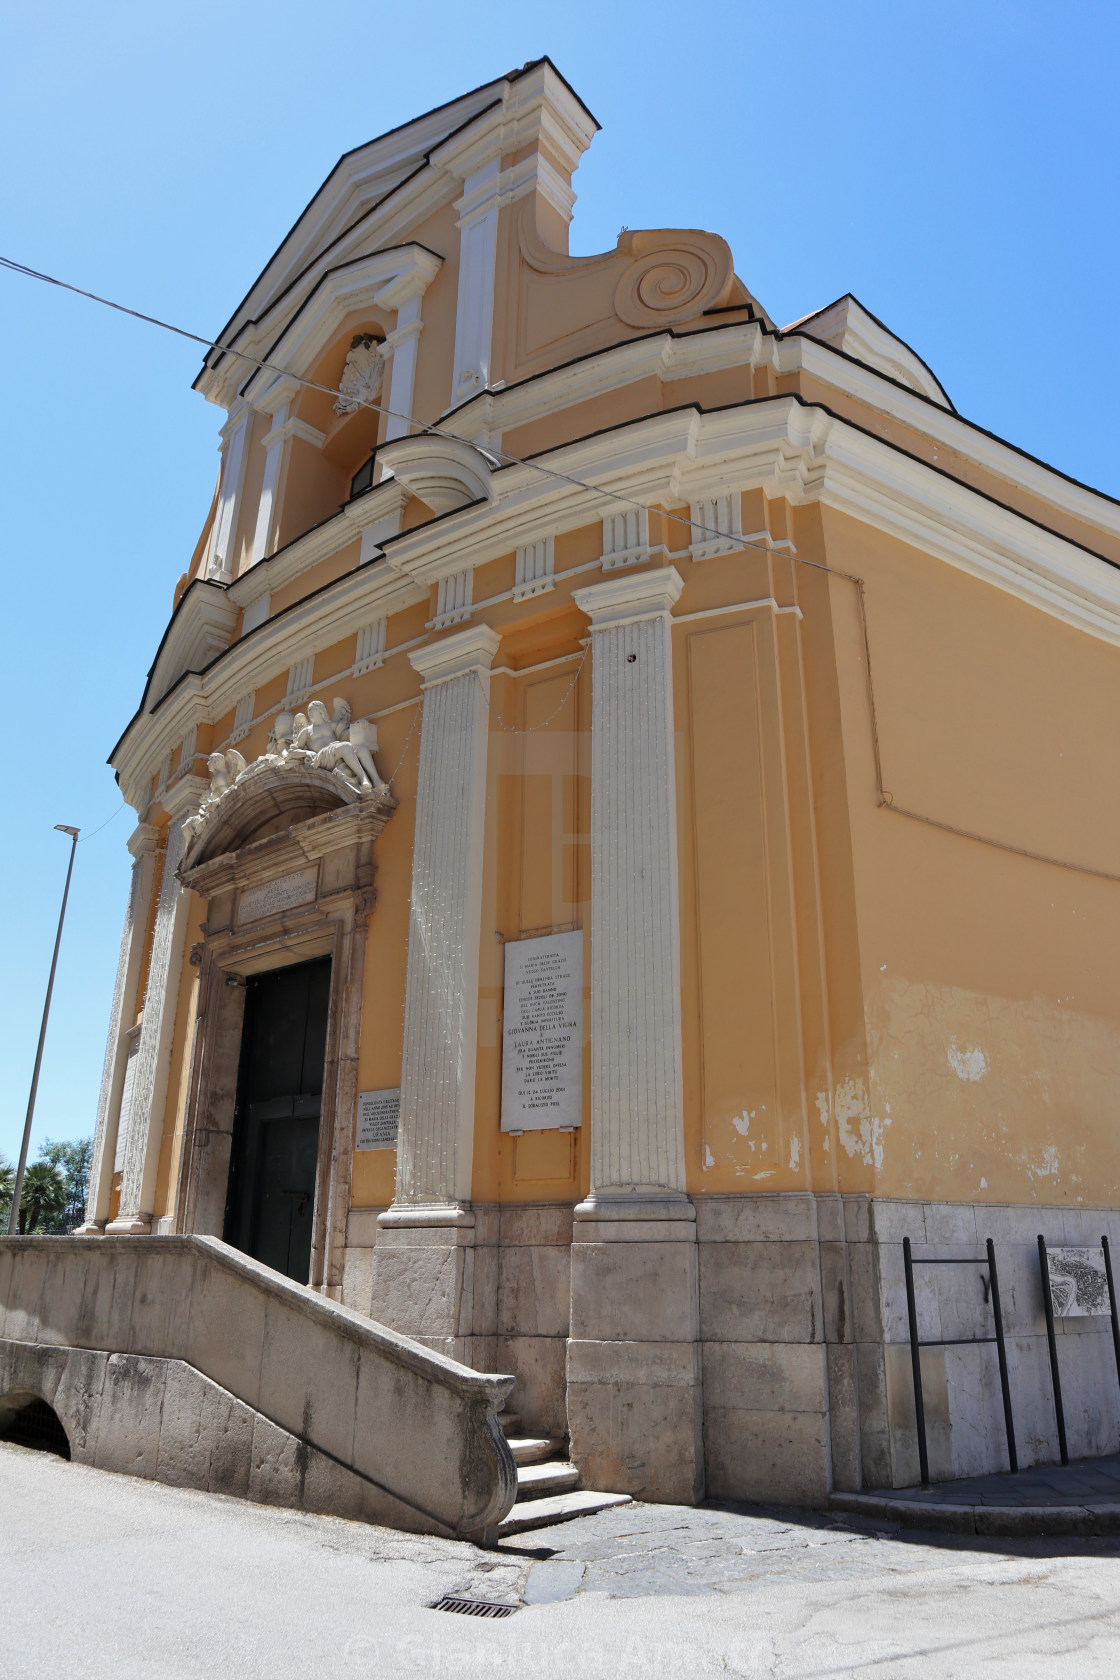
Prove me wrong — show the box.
[224,956,331,1283]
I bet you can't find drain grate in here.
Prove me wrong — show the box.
[431,1595,519,1618]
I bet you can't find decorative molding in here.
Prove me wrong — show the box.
[377,433,495,516]
[788,293,951,409]
[117,394,1120,809]
[285,657,315,704]
[260,416,327,453]
[600,507,650,572]
[689,492,743,562]
[182,698,390,861]
[231,692,255,742]
[145,584,240,711]
[241,595,270,637]
[513,536,554,601]
[431,568,474,631]
[409,622,501,687]
[239,246,443,414]
[355,617,387,673]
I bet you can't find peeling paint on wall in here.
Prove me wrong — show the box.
[947,1042,988,1082]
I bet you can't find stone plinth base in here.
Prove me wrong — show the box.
[567,1194,704,1504]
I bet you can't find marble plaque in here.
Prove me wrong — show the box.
[356,1088,401,1150]
[501,931,583,1133]
[1046,1246,1111,1317]
[237,867,317,924]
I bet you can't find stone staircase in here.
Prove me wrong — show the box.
[492,1409,632,1538]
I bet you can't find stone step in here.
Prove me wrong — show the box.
[516,1460,580,1499]
[508,1436,565,1467]
[496,1489,634,1537]
[497,1412,521,1437]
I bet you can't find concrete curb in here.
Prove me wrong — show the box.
[830,1492,1120,1537]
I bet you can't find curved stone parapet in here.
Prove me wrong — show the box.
[0,1234,517,1540]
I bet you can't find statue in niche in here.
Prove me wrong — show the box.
[334,333,384,416]
[182,696,388,842]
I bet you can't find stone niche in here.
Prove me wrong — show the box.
[174,763,395,1294]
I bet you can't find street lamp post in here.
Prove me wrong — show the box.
[7,824,80,1236]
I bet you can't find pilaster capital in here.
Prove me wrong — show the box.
[160,774,210,822]
[126,821,160,860]
[409,624,501,687]
[573,565,684,629]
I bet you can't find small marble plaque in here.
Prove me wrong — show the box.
[1046,1246,1111,1317]
[237,867,317,924]
[501,931,583,1133]
[356,1088,401,1150]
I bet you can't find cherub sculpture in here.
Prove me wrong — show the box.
[206,748,247,796]
[293,697,388,794]
[334,333,384,416]
[182,748,247,841]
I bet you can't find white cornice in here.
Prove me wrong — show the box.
[114,563,427,807]
[228,476,411,608]
[437,318,1120,558]
[574,566,684,627]
[262,416,326,453]
[409,623,501,685]
[242,245,443,411]
[146,585,241,710]
[117,394,1120,808]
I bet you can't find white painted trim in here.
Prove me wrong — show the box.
[409,623,501,686]
[208,406,252,582]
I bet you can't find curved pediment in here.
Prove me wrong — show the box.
[182,762,361,872]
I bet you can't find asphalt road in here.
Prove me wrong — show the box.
[4,1440,1120,1678]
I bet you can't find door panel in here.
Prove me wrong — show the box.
[224,956,331,1283]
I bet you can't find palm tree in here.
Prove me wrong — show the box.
[18,1161,68,1234]
[0,1153,13,1226]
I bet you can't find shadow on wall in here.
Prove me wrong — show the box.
[0,1391,71,1459]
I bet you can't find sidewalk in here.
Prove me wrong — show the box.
[832,1451,1120,1535]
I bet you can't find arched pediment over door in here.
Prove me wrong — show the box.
[174,767,396,1294]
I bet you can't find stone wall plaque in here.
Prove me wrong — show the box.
[356,1088,401,1150]
[1045,1246,1111,1317]
[501,930,583,1133]
[237,867,318,924]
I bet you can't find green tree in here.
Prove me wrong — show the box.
[38,1136,93,1231]
[18,1161,68,1234]
[0,1153,13,1227]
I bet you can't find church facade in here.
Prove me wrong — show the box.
[81,60,1120,1506]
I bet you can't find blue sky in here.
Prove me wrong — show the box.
[2,0,1118,1166]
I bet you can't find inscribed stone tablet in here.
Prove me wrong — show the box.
[1046,1246,1110,1317]
[501,931,583,1133]
[237,867,317,924]
[356,1088,401,1150]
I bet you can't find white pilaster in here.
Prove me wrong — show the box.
[389,625,500,1212]
[450,157,501,407]
[567,565,702,1505]
[249,402,289,564]
[571,565,687,1200]
[109,781,202,1233]
[208,405,253,582]
[79,823,160,1231]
